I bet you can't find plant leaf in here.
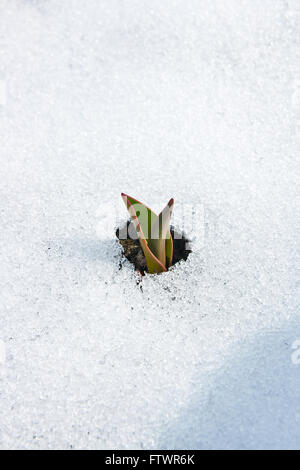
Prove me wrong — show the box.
[148,198,174,267]
[121,193,168,274]
[121,193,156,242]
[165,230,173,269]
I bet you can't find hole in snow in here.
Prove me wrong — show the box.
[116,221,192,275]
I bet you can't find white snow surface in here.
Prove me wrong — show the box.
[0,0,300,450]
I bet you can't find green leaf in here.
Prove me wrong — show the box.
[121,193,174,274]
[148,198,174,268]
[165,231,173,269]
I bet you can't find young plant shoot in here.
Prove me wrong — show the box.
[121,193,174,274]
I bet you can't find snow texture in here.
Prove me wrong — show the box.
[0,0,300,450]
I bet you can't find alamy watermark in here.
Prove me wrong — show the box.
[95,201,205,251]
[291,339,300,365]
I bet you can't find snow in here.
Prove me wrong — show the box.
[0,0,299,450]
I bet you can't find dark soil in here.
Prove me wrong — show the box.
[116,221,192,274]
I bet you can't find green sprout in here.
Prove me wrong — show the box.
[121,193,174,274]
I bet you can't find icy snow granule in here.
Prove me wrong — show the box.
[0,0,299,449]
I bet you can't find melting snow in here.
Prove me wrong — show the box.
[0,0,299,449]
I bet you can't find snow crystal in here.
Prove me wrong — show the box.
[0,0,299,449]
